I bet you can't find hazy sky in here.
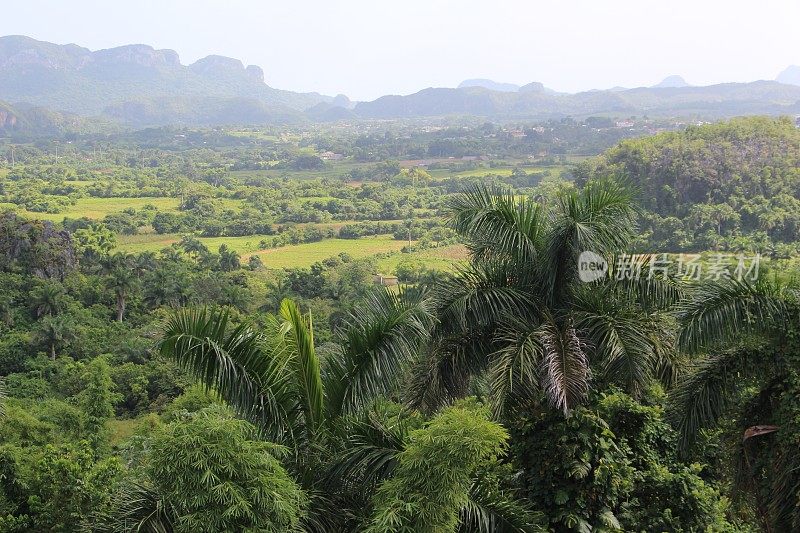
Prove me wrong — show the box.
[2,0,798,101]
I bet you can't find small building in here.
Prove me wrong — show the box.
[374,275,399,287]
[319,151,344,161]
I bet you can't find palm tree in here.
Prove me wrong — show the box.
[669,275,800,531]
[29,281,65,318]
[260,276,293,313]
[133,251,157,279]
[35,315,74,360]
[99,253,138,321]
[407,180,680,417]
[156,291,539,531]
[106,266,138,322]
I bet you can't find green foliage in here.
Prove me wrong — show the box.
[512,390,738,532]
[145,407,307,532]
[366,401,512,533]
[79,358,117,453]
[598,391,736,532]
[19,441,123,532]
[512,406,633,532]
[576,116,800,252]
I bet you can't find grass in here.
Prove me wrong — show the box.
[250,236,409,269]
[108,417,146,447]
[2,197,181,222]
[427,162,574,179]
[428,167,515,178]
[117,234,411,269]
[376,244,469,274]
[1,195,250,222]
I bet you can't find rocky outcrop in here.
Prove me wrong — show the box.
[0,213,76,280]
[0,108,18,128]
[92,44,180,68]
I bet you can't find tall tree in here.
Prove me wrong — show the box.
[79,358,117,454]
[106,266,137,322]
[408,180,680,417]
[35,315,74,360]
[29,281,65,318]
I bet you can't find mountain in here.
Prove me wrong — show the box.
[353,81,800,120]
[652,75,690,88]
[458,79,520,92]
[0,35,333,125]
[3,35,800,128]
[777,65,800,86]
[0,99,114,135]
[518,81,555,94]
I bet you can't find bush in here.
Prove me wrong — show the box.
[146,407,307,532]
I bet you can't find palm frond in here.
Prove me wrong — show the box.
[432,261,534,337]
[487,317,545,419]
[325,288,434,417]
[459,479,546,533]
[325,406,411,491]
[769,431,800,531]
[405,337,491,413]
[668,347,764,450]
[447,183,544,266]
[608,257,685,311]
[159,308,294,440]
[677,276,790,353]
[93,480,175,533]
[277,299,324,439]
[543,179,637,303]
[539,317,590,415]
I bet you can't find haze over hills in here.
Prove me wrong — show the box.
[652,75,690,88]
[777,66,800,86]
[1,35,799,130]
[458,79,521,92]
[352,81,800,120]
[0,35,333,125]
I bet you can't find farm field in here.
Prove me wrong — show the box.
[117,233,413,269]
[427,163,571,179]
[376,244,469,274]
[228,161,373,180]
[0,196,182,221]
[246,236,409,269]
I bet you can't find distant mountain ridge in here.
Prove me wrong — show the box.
[777,66,800,86]
[353,80,800,120]
[458,79,520,92]
[1,35,799,129]
[652,75,690,88]
[0,35,334,124]
[457,79,559,94]
[0,99,113,135]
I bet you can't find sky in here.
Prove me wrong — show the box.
[2,0,798,101]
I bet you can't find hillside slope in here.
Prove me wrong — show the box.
[574,116,800,251]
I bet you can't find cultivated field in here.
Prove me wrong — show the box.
[0,197,182,221]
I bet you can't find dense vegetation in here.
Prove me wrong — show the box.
[0,116,799,531]
[576,116,800,255]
